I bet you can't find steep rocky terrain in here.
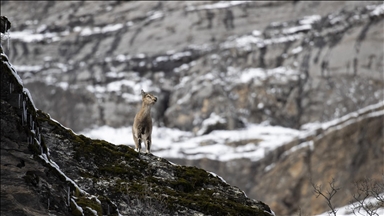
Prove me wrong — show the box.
[2,1,383,132]
[1,1,384,215]
[172,101,384,215]
[1,44,273,215]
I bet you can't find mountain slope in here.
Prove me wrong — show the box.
[1,44,273,216]
[169,101,384,215]
[1,1,383,215]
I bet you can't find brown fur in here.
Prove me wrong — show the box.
[132,90,157,153]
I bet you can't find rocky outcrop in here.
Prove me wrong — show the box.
[1,45,273,215]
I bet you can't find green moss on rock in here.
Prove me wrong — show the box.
[76,196,103,216]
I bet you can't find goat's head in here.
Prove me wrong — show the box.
[141,89,157,105]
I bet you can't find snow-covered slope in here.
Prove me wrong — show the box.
[81,96,384,216]
[317,194,384,216]
[81,101,384,162]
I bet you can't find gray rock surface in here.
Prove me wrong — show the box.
[2,1,383,132]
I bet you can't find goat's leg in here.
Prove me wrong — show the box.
[145,136,151,154]
[133,134,141,152]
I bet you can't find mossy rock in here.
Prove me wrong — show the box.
[70,199,83,216]
[35,109,272,216]
[76,196,103,216]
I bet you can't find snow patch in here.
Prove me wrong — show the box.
[57,82,69,91]
[282,141,314,158]
[186,1,251,11]
[197,112,226,136]
[147,11,163,21]
[291,46,303,54]
[301,101,384,135]
[299,15,321,25]
[156,56,169,62]
[86,207,98,216]
[115,54,130,62]
[370,3,384,17]
[102,23,124,33]
[13,65,43,72]
[80,102,383,163]
[283,24,312,34]
[252,30,262,36]
[9,30,59,43]
[233,67,299,84]
[316,194,384,216]
[5,61,23,86]
[81,123,300,162]
[23,88,38,111]
[78,23,124,36]
[208,171,228,184]
[70,198,84,215]
[173,63,191,73]
[264,163,275,172]
[170,51,192,61]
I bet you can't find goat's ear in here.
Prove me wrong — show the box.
[141,89,146,96]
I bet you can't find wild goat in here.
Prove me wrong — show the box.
[132,90,157,153]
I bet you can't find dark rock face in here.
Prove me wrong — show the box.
[0,16,11,33]
[1,45,273,216]
[1,46,68,216]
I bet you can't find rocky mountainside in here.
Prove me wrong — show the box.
[1,44,273,215]
[1,1,384,215]
[2,1,383,132]
[172,101,384,215]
